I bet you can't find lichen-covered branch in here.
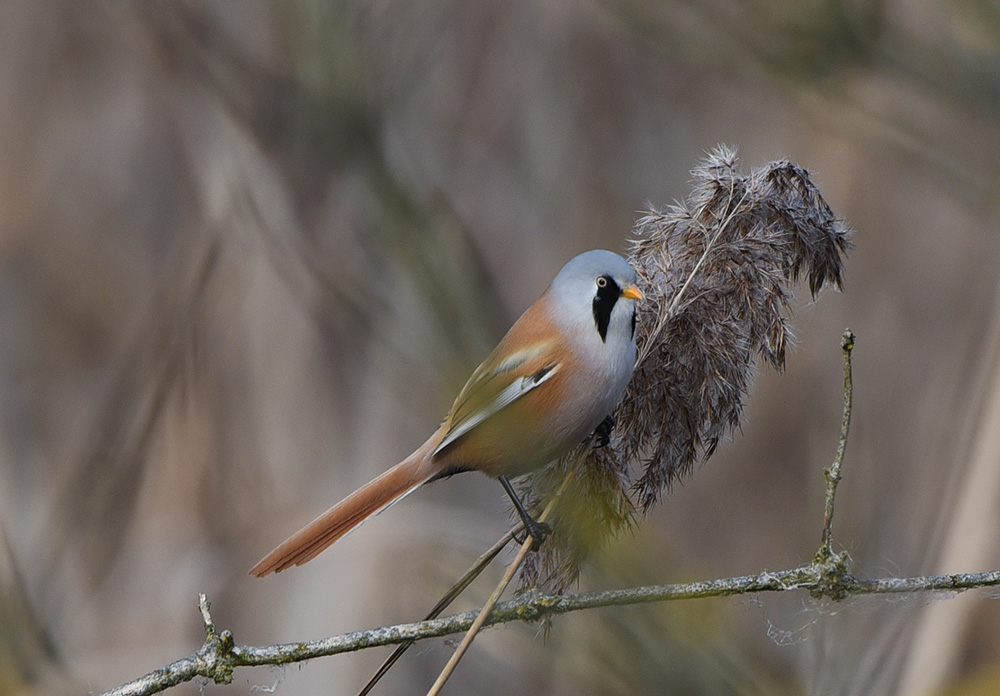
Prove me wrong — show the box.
[100,564,1000,696]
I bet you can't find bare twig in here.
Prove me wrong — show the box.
[819,329,855,562]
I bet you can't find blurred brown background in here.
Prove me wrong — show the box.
[1,1,999,695]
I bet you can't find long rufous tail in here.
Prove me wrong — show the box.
[250,437,441,576]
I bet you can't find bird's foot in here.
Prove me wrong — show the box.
[594,415,615,448]
[514,519,552,551]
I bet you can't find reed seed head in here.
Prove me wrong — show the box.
[519,145,851,591]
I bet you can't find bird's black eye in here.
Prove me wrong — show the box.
[596,276,608,288]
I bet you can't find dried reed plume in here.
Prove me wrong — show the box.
[519,145,851,591]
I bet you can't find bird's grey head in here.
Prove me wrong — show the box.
[549,250,641,344]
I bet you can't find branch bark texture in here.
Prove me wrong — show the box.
[102,565,1000,696]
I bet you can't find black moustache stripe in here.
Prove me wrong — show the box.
[592,276,620,342]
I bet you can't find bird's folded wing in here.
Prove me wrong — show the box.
[434,344,560,456]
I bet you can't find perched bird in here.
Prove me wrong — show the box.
[251,250,642,576]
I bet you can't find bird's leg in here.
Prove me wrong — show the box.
[594,414,614,448]
[498,476,551,551]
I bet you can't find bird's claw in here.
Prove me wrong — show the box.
[514,520,552,551]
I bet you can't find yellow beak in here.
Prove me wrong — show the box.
[621,284,643,301]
